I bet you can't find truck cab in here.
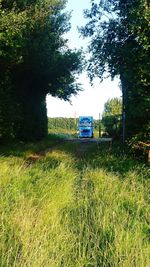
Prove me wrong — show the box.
[78,116,94,138]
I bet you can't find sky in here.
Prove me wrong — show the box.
[46,0,121,120]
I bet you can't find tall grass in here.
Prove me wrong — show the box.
[0,142,150,266]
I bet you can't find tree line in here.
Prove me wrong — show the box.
[0,0,149,146]
[48,117,77,132]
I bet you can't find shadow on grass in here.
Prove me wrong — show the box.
[1,134,149,179]
[0,134,64,158]
[56,141,149,179]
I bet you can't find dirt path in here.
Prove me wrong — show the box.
[27,138,112,163]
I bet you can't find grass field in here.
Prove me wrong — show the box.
[0,136,150,266]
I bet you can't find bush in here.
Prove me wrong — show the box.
[128,132,150,161]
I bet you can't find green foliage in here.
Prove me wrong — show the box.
[81,0,150,139]
[0,141,150,266]
[103,98,122,117]
[48,117,77,131]
[0,0,83,142]
[128,131,150,160]
[102,98,122,138]
[102,115,122,138]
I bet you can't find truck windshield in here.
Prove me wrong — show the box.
[79,122,92,127]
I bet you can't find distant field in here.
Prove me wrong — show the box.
[0,137,150,266]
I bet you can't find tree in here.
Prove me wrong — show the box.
[0,0,83,142]
[0,0,29,141]
[102,98,122,138]
[81,0,150,140]
[103,98,122,117]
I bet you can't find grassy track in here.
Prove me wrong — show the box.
[0,140,150,266]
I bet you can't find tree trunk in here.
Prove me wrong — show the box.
[14,90,48,141]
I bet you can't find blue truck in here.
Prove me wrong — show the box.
[78,116,94,138]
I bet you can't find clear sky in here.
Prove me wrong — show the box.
[46,0,121,119]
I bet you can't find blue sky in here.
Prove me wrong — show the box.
[46,0,121,119]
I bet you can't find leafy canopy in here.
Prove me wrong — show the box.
[81,0,150,138]
[0,0,83,141]
[103,97,122,117]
